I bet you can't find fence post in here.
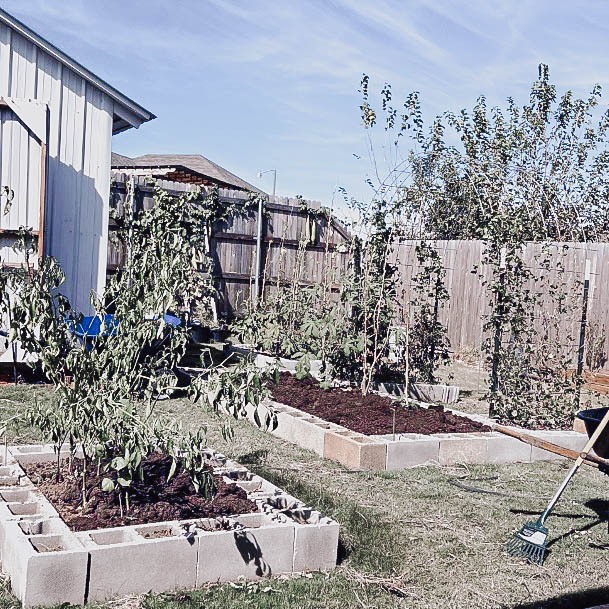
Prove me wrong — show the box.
[253,195,266,305]
[574,259,591,411]
[489,245,507,418]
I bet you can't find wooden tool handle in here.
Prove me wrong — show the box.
[494,424,609,469]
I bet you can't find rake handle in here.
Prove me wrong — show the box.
[493,424,609,469]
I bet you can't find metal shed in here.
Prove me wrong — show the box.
[0,8,154,321]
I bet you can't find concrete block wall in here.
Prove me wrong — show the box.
[0,445,339,607]
[251,399,589,471]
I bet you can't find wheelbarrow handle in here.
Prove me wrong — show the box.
[493,424,609,469]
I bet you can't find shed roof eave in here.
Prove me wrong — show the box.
[0,8,156,131]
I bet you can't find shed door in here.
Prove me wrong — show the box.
[0,98,48,267]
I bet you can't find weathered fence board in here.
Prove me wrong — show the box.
[108,175,351,317]
[391,240,609,368]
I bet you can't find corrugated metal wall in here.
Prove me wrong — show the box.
[0,22,114,313]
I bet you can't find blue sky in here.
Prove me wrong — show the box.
[4,0,609,214]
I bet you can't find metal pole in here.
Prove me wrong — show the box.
[253,196,264,304]
[254,170,276,306]
[490,245,507,418]
[574,259,591,411]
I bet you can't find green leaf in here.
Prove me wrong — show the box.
[101,478,115,493]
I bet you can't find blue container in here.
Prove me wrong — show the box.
[576,407,609,458]
[69,314,119,339]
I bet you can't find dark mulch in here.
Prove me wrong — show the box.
[269,374,490,435]
[25,452,258,532]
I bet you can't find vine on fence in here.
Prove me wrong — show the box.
[357,64,609,424]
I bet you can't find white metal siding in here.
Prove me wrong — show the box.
[0,23,114,313]
[0,105,42,265]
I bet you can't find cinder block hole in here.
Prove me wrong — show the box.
[12,446,43,454]
[0,489,31,503]
[334,431,352,436]
[0,476,20,487]
[7,501,40,516]
[226,471,254,481]
[189,517,237,532]
[268,495,301,511]
[135,525,179,539]
[29,534,70,553]
[19,519,64,535]
[232,513,268,528]
[285,507,318,524]
[89,529,137,545]
[232,480,263,493]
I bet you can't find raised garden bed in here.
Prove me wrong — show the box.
[245,374,588,471]
[25,453,258,531]
[270,374,485,435]
[231,345,460,404]
[0,444,339,607]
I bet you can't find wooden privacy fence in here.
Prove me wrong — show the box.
[391,240,609,368]
[108,174,351,317]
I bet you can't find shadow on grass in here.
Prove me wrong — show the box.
[242,459,403,575]
[513,586,609,608]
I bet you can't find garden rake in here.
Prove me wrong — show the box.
[506,407,609,565]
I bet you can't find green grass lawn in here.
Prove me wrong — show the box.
[2,384,609,608]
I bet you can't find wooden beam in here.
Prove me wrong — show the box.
[38,141,47,257]
[212,232,343,253]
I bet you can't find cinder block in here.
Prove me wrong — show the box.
[438,433,488,465]
[3,520,87,607]
[410,383,460,404]
[324,432,387,470]
[79,523,198,602]
[385,437,440,470]
[0,488,58,565]
[293,518,339,572]
[573,417,587,434]
[529,431,585,462]
[9,444,73,466]
[196,522,295,584]
[556,431,588,453]
[273,411,329,457]
[486,433,532,464]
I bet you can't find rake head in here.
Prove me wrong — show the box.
[506,521,548,565]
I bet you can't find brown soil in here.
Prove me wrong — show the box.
[25,453,258,532]
[269,374,490,435]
